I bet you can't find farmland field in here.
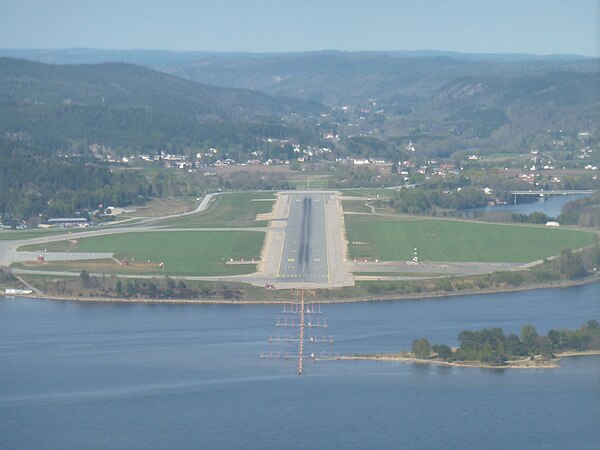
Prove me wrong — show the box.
[24,231,265,276]
[157,192,275,228]
[345,215,597,263]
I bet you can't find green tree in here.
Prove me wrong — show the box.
[125,282,136,297]
[165,277,176,290]
[521,325,538,353]
[412,338,431,358]
[552,249,586,279]
[506,333,526,356]
[79,270,91,288]
[431,344,452,360]
[147,282,159,298]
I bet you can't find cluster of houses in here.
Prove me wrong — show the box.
[88,143,336,173]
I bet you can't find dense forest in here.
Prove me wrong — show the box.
[0,139,151,220]
[0,57,323,156]
[0,104,314,155]
[558,191,600,228]
[0,57,321,118]
[388,186,488,214]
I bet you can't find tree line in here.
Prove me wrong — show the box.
[558,191,600,228]
[389,186,488,214]
[412,320,600,366]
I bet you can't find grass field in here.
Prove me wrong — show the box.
[345,215,598,263]
[19,240,76,252]
[341,201,374,214]
[22,231,265,276]
[287,179,329,189]
[341,188,396,198]
[158,192,276,228]
[127,197,198,218]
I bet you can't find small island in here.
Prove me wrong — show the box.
[337,320,600,369]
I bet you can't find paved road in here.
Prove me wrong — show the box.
[277,193,329,283]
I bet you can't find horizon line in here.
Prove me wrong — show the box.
[0,47,598,59]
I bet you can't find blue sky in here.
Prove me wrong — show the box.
[1,0,599,56]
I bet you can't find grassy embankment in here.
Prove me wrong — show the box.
[345,215,597,263]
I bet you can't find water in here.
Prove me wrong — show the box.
[469,194,590,218]
[1,284,599,449]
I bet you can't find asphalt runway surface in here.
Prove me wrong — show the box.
[277,193,328,283]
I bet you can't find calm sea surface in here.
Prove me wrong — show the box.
[1,284,599,449]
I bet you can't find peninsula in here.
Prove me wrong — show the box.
[336,321,600,369]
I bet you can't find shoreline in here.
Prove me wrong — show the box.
[3,274,600,305]
[333,350,600,369]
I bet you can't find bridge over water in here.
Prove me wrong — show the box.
[508,189,595,204]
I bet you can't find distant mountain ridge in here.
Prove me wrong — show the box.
[1,50,597,110]
[0,57,322,153]
[0,48,595,66]
[420,71,600,139]
[0,52,598,158]
[0,57,321,119]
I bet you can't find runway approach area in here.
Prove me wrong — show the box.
[278,193,328,283]
[2,190,354,290]
[255,191,353,289]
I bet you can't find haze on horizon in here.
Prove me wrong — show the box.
[1,0,599,57]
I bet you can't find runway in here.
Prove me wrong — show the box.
[277,193,329,283]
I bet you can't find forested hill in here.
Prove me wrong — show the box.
[0,138,153,219]
[418,71,600,139]
[0,57,321,119]
[154,52,600,108]
[3,50,597,110]
[0,57,323,153]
